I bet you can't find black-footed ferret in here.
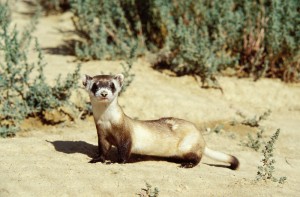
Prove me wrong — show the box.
[82,73,239,169]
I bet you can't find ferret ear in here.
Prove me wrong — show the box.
[114,74,124,87]
[82,74,92,87]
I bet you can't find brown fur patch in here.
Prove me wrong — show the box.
[229,155,240,170]
[180,152,202,168]
[106,117,133,163]
[90,124,112,163]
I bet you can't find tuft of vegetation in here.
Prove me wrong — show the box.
[0,3,81,137]
[238,110,271,127]
[0,2,33,137]
[137,182,159,197]
[256,129,287,184]
[241,128,265,151]
[25,42,82,122]
[120,46,136,94]
[120,59,134,94]
[70,0,144,61]
[212,124,224,134]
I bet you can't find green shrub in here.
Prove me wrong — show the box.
[71,0,144,60]
[67,0,299,84]
[237,0,300,82]
[153,0,241,87]
[0,2,31,137]
[0,3,81,137]
[154,0,299,84]
[33,0,300,88]
[25,42,81,119]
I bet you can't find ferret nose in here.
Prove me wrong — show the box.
[101,91,108,97]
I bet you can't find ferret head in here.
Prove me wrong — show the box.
[82,74,124,103]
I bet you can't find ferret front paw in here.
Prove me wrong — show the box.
[89,155,105,163]
[180,162,196,168]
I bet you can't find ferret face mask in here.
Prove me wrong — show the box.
[82,74,124,103]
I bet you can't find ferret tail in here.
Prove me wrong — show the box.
[204,147,239,170]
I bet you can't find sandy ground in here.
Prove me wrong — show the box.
[1,2,300,196]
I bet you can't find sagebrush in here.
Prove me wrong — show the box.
[70,0,144,60]
[37,0,300,85]
[0,3,81,137]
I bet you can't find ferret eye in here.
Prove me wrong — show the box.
[91,83,98,93]
[110,83,116,92]
[110,83,115,89]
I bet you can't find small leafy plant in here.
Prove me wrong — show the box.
[120,60,135,94]
[120,46,136,94]
[241,129,265,151]
[137,182,159,197]
[256,129,287,184]
[238,110,271,127]
[212,124,224,134]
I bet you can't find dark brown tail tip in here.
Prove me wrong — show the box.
[229,156,240,170]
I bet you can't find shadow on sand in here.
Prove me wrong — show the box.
[47,140,233,169]
[46,140,98,159]
[46,140,177,163]
[46,140,161,163]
